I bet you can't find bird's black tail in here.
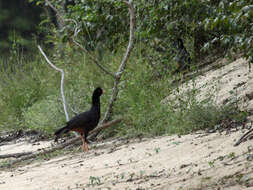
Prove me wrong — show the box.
[54,126,69,142]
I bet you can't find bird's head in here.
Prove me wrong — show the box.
[93,87,104,97]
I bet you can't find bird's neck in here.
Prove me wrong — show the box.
[91,96,100,109]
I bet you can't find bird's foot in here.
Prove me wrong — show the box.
[82,144,89,152]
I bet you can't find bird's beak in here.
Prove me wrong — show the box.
[103,89,106,94]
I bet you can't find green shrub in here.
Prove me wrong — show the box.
[23,96,65,134]
[0,57,51,130]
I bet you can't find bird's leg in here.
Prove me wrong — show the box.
[54,135,58,143]
[80,133,88,152]
[85,130,91,144]
[82,138,89,152]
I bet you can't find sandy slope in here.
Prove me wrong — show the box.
[164,58,253,112]
[1,58,253,190]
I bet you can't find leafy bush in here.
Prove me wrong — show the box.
[203,1,253,63]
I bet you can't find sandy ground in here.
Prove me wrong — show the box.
[0,140,52,155]
[1,131,253,190]
[1,58,253,190]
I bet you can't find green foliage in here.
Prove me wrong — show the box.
[1,0,253,66]
[167,101,246,134]
[0,55,50,130]
[203,1,253,63]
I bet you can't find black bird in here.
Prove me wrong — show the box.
[54,87,104,151]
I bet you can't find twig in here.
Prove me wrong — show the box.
[3,119,122,167]
[71,29,116,78]
[45,0,65,25]
[38,45,79,137]
[38,45,69,122]
[69,106,79,115]
[234,128,253,146]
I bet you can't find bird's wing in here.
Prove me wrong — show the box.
[67,111,93,129]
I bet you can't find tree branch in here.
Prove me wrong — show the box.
[119,0,135,75]
[71,28,116,79]
[89,118,122,135]
[234,127,253,146]
[38,45,70,121]
[101,0,135,124]
[45,0,65,26]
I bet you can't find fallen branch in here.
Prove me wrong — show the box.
[4,118,122,167]
[234,127,253,146]
[89,118,122,136]
[0,130,23,143]
[0,152,32,159]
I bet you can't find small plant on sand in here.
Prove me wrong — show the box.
[154,147,161,154]
[208,161,215,168]
[228,152,236,160]
[89,176,102,186]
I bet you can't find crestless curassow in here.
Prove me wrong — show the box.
[54,87,104,152]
